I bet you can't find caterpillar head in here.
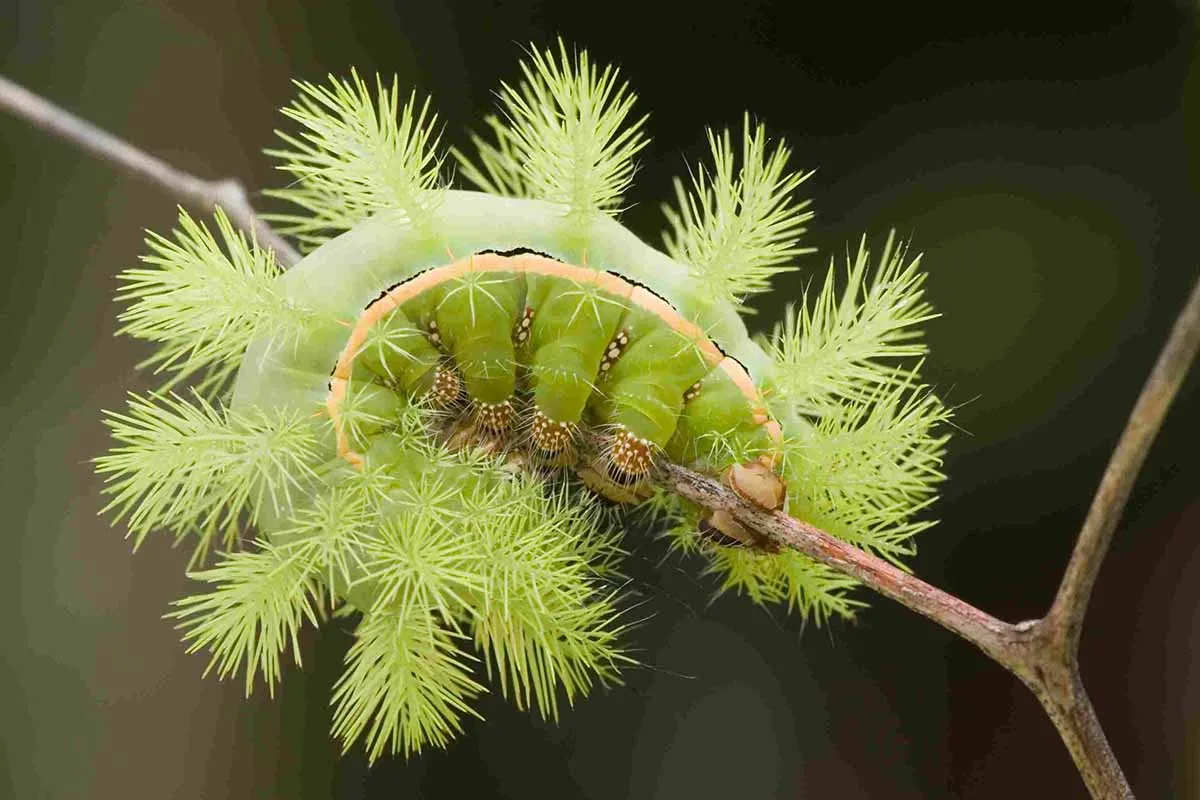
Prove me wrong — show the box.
[96,38,950,762]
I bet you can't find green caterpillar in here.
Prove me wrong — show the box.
[264,198,788,542]
[97,40,949,761]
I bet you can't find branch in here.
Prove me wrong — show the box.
[1043,276,1200,652]
[0,74,300,267]
[9,74,1196,799]
[664,463,1134,798]
[669,275,1200,798]
[664,463,1015,654]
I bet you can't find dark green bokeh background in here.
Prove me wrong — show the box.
[2,1,1198,797]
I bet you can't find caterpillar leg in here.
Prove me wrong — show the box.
[523,408,580,467]
[575,457,654,504]
[698,510,755,547]
[696,458,787,552]
[726,457,787,511]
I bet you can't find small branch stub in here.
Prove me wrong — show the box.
[0,74,300,266]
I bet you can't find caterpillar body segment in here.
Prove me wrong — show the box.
[231,193,783,414]
[523,268,626,436]
[428,267,525,407]
[584,298,715,448]
[665,367,774,468]
[346,305,442,393]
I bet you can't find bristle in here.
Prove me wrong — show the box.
[473,398,516,436]
[95,392,321,561]
[455,38,649,221]
[115,207,312,395]
[169,541,322,697]
[526,408,579,466]
[600,427,654,485]
[767,231,938,418]
[265,69,446,247]
[426,364,465,409]
[662,114,814,307]
[331,606,484,761]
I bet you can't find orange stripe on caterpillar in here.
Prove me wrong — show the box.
[326,376,364,469]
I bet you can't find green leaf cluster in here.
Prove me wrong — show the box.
[171,446,626,759]
[95,391,320,564]
[115,208,312,395]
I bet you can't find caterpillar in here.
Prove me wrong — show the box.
[97,40,949,761]
[306,227,787,549]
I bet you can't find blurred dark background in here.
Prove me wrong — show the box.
[2,0,1198,797]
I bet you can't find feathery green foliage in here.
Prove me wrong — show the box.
[768,232,938,417]
[95,392,321,563]
[454,39,648,220]
[706,547,864,623]
[272,484,375,603]
[115,208,310,395]
[266,69,444,248]
[359,501,487,621]
[663,115,815,308]
[655,494,863,622]
[170,541,322,696]
[156,410,628,751]
[465,480,628,719]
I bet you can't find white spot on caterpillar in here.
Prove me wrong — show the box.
[598,329,630,377]
[515,306,535,345]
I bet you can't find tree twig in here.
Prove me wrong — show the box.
[664,462,1016,657]
[0,74,300,267]
[1043,276,1200,652]
[663,465,1136,798]
[7,72,1198,799]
